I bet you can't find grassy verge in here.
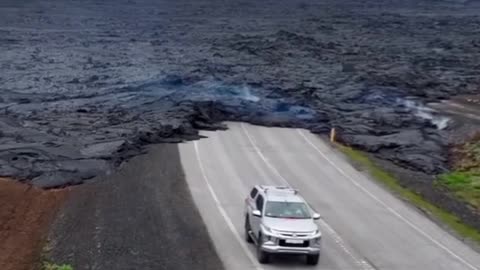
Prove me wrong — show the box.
[438,138,480,209]
[42,262,73,270]
[438,172,480,209]
[336,144,480,244]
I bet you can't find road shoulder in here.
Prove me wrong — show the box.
[45,144,224,270]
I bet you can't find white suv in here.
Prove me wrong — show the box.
[244,185,322,265]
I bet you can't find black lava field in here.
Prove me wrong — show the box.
[1,0,480,187]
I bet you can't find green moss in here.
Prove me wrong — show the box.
[438,136,480,209]
[337,144,480,244]
[42,262,73,270]
[438,172,480,209]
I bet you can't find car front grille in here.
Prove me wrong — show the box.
[279,239,310,248]
[279,232,309,237]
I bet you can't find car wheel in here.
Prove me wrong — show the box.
[306,254,319,265]
[257,234,270,264]
[244,216,253,243]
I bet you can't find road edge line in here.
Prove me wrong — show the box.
[193,141,263,270]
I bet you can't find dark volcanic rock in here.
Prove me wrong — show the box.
[1,0,479,188]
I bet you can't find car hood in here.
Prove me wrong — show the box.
[262,216,318,233]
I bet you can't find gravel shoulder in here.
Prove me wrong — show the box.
[45,144,224,270]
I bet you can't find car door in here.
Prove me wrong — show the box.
[251,194,264,237]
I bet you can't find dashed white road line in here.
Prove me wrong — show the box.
[296,129,479,270]
[194,141,264,270]
[240,123,375,270]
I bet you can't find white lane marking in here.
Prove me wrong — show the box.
[240,123,375,270]
[297,129,480,270]
[194,141,263,270]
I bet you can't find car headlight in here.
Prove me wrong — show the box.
[261,224,272,234]
[313,229,322,245]
[259,225,277,244]
[261,225,281,236]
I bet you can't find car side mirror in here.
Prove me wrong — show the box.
[252,210,262,217]
[312,213,321,220]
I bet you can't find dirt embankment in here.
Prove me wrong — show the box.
[0,178,67,270]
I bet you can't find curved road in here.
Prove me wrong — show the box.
[179,122,480,270]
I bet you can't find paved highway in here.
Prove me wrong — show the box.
[179,122,480,270]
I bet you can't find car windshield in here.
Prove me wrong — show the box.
[264,201,311,219]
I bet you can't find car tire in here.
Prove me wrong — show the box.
[257,233,270,264]
[244,216,253,243]
[257,247,270,264]
[306,254,319,265]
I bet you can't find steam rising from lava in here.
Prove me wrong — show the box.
[402,99,450,130]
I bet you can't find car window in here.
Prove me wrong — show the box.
[255,195,264,211]
[264,201,311,219]
[250,187,258,199]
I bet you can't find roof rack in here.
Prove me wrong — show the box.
[264,185,298,195]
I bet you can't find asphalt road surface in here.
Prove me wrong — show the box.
[179,122,480,270]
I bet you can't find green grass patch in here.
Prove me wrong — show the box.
[337,144,480,244]
[439,136,480,209]
[438,171,480,209]
[42,262,73,270]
